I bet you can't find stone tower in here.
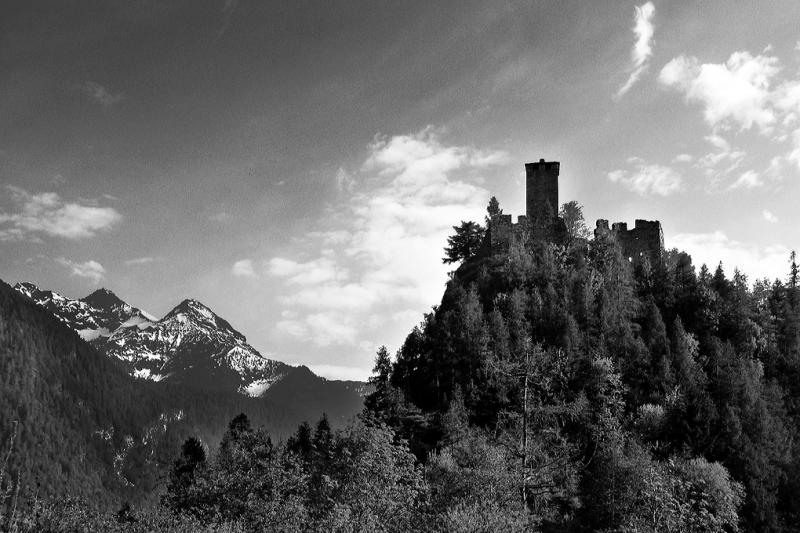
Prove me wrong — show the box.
[526,158,560,227]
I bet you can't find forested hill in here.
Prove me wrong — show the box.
[0,278,360,508]
[5,208,800,531]
[366,214,800,532]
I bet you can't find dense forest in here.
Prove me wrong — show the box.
[3,199,800,531]
[0,279,362,512]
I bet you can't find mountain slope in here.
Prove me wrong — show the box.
[0,278,361,508]
[14,283,290,395]
[0,279,170,504]
[12,282,148,341]
[102,298,290,393]
[262,365,370,423]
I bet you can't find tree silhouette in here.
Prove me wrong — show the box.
[443,221,485,264]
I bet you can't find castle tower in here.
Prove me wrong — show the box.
[525,159,560,226]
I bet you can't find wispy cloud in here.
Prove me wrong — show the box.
[763,210,778,223]
[616,2,656,99]
[79,81,123,107]
[607,158,684,196]
[124,256,160,266]
[335,167,356,192]
[232,259,257,278]
[213,0,239,43]
[0,186,121,241]
[729,170,763,189]
[209,212,232,223]
[267,127,506,348]
[56,258,106,284]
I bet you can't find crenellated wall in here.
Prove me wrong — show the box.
[489,159,663,264]
[595,219,664,265]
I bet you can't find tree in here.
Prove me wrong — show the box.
[365,346,393,415]
[485,196,502,225]
[443,221,485,264]
[162,437,207,516]
[559,201,590,240]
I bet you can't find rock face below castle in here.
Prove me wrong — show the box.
[489,158,664,265]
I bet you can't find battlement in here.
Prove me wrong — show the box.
[490,214,530,252]
[489,159,664,264]
[490,159,566,252]
[595,218,664,265]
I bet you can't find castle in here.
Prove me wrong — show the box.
[489,159,664,265]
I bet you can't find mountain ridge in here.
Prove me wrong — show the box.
[12,281,365,398]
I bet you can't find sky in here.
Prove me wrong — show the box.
[2,1,800,380]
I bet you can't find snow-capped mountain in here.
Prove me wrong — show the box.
[102,298,289,394]
[13,283,289,396]
[13,282,152,341]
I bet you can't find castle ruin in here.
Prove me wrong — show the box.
[594,219,664,265]
[489,159,567,251]
[489,158,664,265]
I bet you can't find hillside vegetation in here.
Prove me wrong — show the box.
[4,202,800,532]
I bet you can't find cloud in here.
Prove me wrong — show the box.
[124,257,159,266]
[80,81,123,107]
[336,167,356,192]
[56,258,106,284]
[267,127,506,348]
[607,159,684,196]
[669,231,790,282]
[659,51,780,132]
[213,0,239,43]
[763,210,778,223]
[209,212,232,223]
[232,259,257,278]
[658,44,800,185]
[306,364,371,382]
[616,2,656,99]
[729,170,763,189]
[673,153,693,163]
[268,256,346,286]
[0,186,121,241]
[694,134,746,187]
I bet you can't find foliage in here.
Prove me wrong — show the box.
[374,233,800,531]
[7,210,800,531]
[443,221,485,264]
[559,200,591,240]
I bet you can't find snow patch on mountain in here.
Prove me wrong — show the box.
[14,282,289,395]
[240,378,276,397]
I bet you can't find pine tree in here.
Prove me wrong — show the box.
[443,221,485,264]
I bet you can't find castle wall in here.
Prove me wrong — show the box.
[489,159,664,261]
[594,219,664,265]
[489,159,566,252]
[490,214,529,252]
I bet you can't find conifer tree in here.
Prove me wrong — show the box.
[443,221,485,264]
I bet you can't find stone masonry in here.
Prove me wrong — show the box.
[490,158,566,251]
[489,158,664,264]
[594,219,664,265]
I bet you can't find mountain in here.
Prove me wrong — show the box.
[101,298,290,394]
[0,278,362,507]
[0,279,180,504]
[262,365,369,423]
[14,283,290,395]
[13,282,151,341]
